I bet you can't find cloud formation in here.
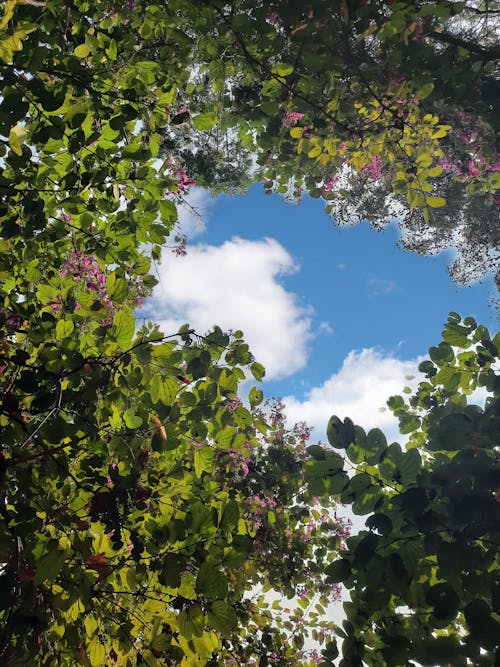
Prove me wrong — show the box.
[284,348,425,443]
[175,187,214,238]
[150,237,314,379]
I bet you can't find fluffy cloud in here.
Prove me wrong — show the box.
[175,187,214,238]
[284,348,426,444]
[149,237,314,379]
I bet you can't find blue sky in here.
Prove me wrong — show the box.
[147,184,497,442]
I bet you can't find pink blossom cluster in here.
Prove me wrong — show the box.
[171,238,187,257]
[437,155,462,176]
[438,154,500,180]
[309,649,323,665]
[218,441,253,476]
[165,104,189,120]
[244,494,277,511]
[268,398,286,425]
[46,249,116,324]
[62,249,115,323]
[165,167,196,196]
[225,397,242,412]
[164,157,196,197]
[292,420,311,442]
[244,494,278,529]
[323,175,338,192]
[282,111,304,128]
[360,154,383,180]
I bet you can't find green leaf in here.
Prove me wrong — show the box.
[346,442,365,464]
[88,639,106,666]
[248,386,263,407]
[325,559,351,583]
[250,362,265,381]
[207,600,237,636]
[365,513,393,536]
[112,311,135,349]
[220,500,239,532]
[123,408,143,429]
[416,82,434,100]
[308,145,322,159]
[194,447,215,478]
[327,416,355,449]
[215,426,236,449]
[274,63,294,77]
[178,604,205,639]
[400,448,421,484]
[365,428,387,465]
[150,375,178,406]
[55,319,74,340]
[34,548,66,585]
[192,113,218,131]
[196,563,228,599]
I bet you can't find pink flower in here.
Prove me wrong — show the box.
[360,154,383,180]
[172,239,187,256]
[282,111,304,128]
[225,397,241,412]
[466,160,481,178]
[310,649,323,665]
[241,462,249,476]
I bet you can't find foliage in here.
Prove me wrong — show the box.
[173,0,500,286]
[1,268,348,666]
[306,314,500,666]
[0,0,499,664]
[0,0,498,288]
[0,2,354,663]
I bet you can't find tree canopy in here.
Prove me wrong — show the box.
[308,314,500,666]
[0,0,499,665]
[0,0,499,290]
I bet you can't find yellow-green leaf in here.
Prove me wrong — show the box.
[416,82,434,100]
[431,125,451,139]
[192,112,217,131]
[74,43,91,58]
[274,63,293,77]
[0,0,17,30]
[56,319,74,340]
[308,145,322,159]
[9,124,26,156]
[89,639,106,666]
[426,196,446,208]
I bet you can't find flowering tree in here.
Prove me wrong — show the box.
[1,287,348,667]
[0,0,498,289]
[0,1,499,665]
[169,0,500,287]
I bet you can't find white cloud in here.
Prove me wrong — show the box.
[175,187,214,238]
[284,348,425,444]
[149,237,314,379]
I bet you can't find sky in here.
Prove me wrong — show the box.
[145,183,498,445]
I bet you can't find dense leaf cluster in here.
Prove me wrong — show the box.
[307,315,500,666]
